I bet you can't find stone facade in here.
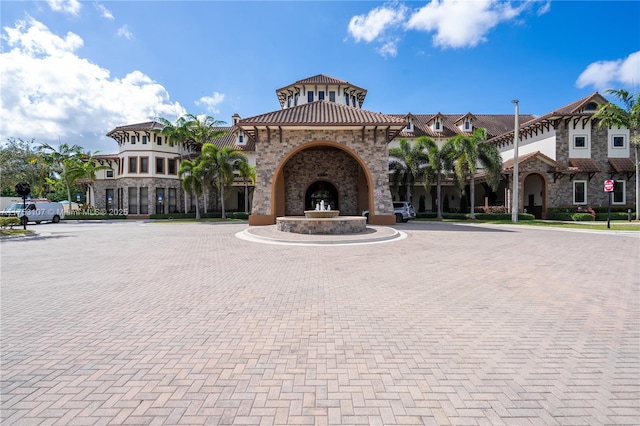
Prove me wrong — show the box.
[283,148,360,215]
[91,177,183,215]
[251,128,394,221]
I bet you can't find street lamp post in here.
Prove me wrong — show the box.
[512,99,520,222]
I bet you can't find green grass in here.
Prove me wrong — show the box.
[0,229,36,237]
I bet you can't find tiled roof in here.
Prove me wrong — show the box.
[106,121,164,136]
[608,157,635,173]
[488,92,608,146]
[237,101,406,127]
[502,151,565,172]
[276,74,366,92]
[210,126,255,152]
[568,158,601,173]
[392,114,534,139]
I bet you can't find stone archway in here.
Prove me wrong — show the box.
[522,172,546,219]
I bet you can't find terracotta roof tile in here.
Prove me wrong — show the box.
[608,157,636,173]
[106,121,164,136]
[237,101,406,127]
[568,158,601,173]
[501,151,565,172]
[391,114,534,140]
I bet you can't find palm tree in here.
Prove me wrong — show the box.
[238,162,256,214]
[179,158,203,219]
[38,142,85,209]
[388,138,430,204]
[450,128,502,219]
[198,143,248,219]
[419,136,456,219]
[594,89,639,220]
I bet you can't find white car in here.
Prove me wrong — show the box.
[1,201,65,225]
[362,201,417,223]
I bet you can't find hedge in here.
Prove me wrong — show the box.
[416,212,535,221]
[0,217,21,229]
[149,212,249,220]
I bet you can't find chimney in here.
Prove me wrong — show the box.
[232,113,240,125]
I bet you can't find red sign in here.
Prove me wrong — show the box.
[604,179,615,192]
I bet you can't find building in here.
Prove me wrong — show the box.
[87,74,636,221]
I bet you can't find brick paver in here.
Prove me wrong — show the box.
[1,220,638,425]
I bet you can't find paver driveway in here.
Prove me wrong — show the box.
[1,221,639,425]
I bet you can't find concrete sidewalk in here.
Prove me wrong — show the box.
[1,221,638,425]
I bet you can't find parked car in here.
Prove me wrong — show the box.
[362,201,417,223]
[0,201,65,225]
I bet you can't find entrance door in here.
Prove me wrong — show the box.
[305,181,338,211]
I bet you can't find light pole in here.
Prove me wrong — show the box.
[512,99,520,222]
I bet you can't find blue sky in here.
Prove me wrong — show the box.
[1,0,639,153]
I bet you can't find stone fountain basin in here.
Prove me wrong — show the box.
[304,210,340,218]
[277,215,366,234]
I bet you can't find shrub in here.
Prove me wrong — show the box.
[0,216,20,229]
[473,213,535,221]
[571,213,595,221]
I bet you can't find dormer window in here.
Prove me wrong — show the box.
[238,131,245,145]
[308,91,314,102]
[287,96,292,108]
[435,121,441,131]
[294,94,299,106]
[464,120,471,131]
[318,91,325,100]
[329,91,335,102]
[584,102,598,112]
[344,94,349,106]
[406,117,413,132]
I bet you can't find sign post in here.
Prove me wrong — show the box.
[604,179,615,229]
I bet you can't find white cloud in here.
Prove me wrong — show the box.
[348,3,408,43]
[348,0,543,55]
[576,51,640,91]
[95,3,114,20]
[46,0,82,16]
[196,92,225,115]
[406,0,525,49]
[0,18,185,152]
[116,25,133,40]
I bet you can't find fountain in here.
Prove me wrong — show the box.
[276,199,366,235]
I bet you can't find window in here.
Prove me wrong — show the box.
[128,187,138,214]
[613,135,625,148]
[287,96,292,108]
[156,158,164,174]
[344,94,349,106]
[351,95,356,107]
[238,131,245,144]
[140,157,149,173]
[574,135,587,148]
[106,189,114,207]
[168,159,177,174]
[131,136,136,144]
[294,94,299,106]
[142,135,148,144]
[465,121,470,130]
[318,91,325,100]
[435,121,441,130]
[308,91,314,102]
[128,156,137,173]
[613,180,625,204]
[329,91,335,102]
[106,169,114,178]
[156,136,162,145]
[573,180,587,204]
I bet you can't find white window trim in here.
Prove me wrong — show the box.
[613,180,626,204]
[611,135,626,149]
[573,135,588,149]
[573,180,587,205]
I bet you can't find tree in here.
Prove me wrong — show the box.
[179,157,204,219]
[155,114,228,213]
[0,138,50,197]
[450,128,502,219]
[198,143,248,219]
[388,138,430,203]
[419,136,456,220]
[594,89,639,220]
[38,142,86,208]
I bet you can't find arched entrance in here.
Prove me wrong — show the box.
[306,181,338,211]
[523,173,546,219]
